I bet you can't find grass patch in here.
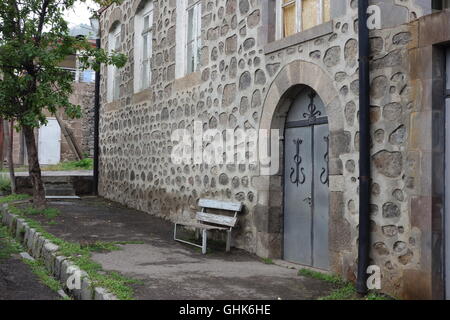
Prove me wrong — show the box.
[0,193,31,204]
[0,159,93,173]
[0,222,65,297]
[23,206,60,219]
[261,258,273,264]
[7,205,139,300]
[0,176,11,193]
[42,158,93,171]
[319,282,356,300]
[298,268,345,285]
[0,224,22,259]
[23,259,63,293]
[298,268,393,300]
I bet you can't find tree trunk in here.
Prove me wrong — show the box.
[23,125,46,209]
[0,119,4,170]
[3,120,16,194]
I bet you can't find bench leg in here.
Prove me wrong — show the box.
[202,229,207,254]
[174,223,177,240]
[226,230,231,252]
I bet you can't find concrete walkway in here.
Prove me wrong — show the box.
[30,197,334,300]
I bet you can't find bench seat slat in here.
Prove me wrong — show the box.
[175,222,229,231]
[196,212,237,227]
[198,199,242,212]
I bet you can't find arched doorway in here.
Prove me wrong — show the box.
[283,87,330,270]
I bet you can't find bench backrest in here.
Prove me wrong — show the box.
[196,199,242,228]
[198,199,242,212]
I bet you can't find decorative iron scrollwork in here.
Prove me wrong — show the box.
[290,139,306,187]
[303,91,322,123]
[320,135,329,185]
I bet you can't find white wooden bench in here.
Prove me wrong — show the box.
[174,199,242,254]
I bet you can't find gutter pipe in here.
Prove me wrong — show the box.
[356,0,371,295]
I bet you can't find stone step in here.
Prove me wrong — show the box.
[42,176,70,184]
[44,187,76,196]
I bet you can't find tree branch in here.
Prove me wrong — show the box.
[35,0,50,44]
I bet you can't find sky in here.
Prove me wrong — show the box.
[63,1,99,28]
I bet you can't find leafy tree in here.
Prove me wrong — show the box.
[0,0,126,208]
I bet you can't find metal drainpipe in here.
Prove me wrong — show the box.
[93,35,101,196]
[356,0,371,295]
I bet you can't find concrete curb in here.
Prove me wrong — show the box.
[0,203,117,300]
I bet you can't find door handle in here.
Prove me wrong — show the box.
[303,197,312,207]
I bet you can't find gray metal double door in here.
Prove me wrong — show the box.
[283,89,330,270]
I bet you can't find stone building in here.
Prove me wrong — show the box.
[98,0,450,299]
[6,50,96,166]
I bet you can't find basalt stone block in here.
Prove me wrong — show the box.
[25,228,35,250]
[30,232,41,258]
[42,242,59,273]
[94,287,117,300]
[65,266,84,296]
[54,256,67,280]
[7,213,17,234]
[15,218,26,243]
[60,260,75,288]
[80,277,94,300]
[32,235,47,259]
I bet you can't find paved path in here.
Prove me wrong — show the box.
[30,197,335,300]
[0,242,59,300]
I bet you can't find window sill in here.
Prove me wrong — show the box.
[104,100,120,112]
[132,87,153,104]
[174,71,202,91]
[264,21,334,55]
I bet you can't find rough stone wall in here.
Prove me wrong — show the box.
[60,82,96,160]
[98,0,432,299]
[5,82,95,165]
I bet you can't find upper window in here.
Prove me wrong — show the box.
[276,0,330,39]
[176,0,202,78]
[108,23,121,102]
[134,1,154,93]
[433,0,450,10]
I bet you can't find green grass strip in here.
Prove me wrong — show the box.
[7,204,140,300]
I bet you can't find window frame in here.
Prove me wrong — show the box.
[108,24,121,102]
[185,0,202,74]
[175,0,202,79]
[134,1,154,93]
[276,0,326,40]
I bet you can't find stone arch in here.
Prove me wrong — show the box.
[132,0,153,14]
[254,60,349,272]
[106,7,123,33]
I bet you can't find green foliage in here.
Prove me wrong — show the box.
[298,268,394,300]
[0,193,31,204]
[0,0,126,129]
[1,222,63,294]
[0,176,11,193]
[7,204,138,300]
[298,268,345,285]
[44,158,93,171]
[319,283,357,300]
[23,206,60,219]
[261,257,273,264]
[23,258,63,293]
[0,224,22,259]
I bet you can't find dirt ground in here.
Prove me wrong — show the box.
[0,244,59,300]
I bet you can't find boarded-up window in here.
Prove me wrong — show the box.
[277,0,331,39]
[282,0,297,37]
